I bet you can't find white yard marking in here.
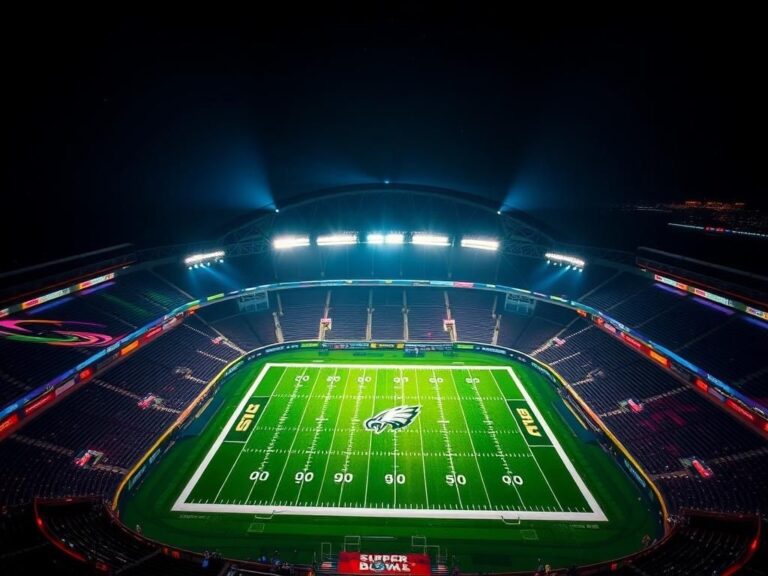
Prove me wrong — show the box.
[393,368,401,506]
[268,368,325,503]
[294,368,342,504]
[173,362,606,521]
[466,367,525,507]
[172,502,602,521]
[489,369,563,510]
[173,363,273,509]
[410,368,430,509]
[336,369,367,505]
[447,369,494,509]
[311,368,354,506]
[363,369,377,505]
[497,367,606,521]
[430,368,463,507]
[244,367,307,503]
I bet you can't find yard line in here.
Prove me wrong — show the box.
[267,368,326,505]
[294,368,341,504]
[504,366,605,520]
[363,368,378,506]
[243,367,307,503]
[411,368,430,509]
[447,369,494,509]
[253,368,306,472]
[429,368,463,507]
[215,366,294,503]
[313,368,355,505]
[489,369,563,511]
[466,368,525,507]
[393,368,400,506]
[266,362,511,371]
[338,368,369,505]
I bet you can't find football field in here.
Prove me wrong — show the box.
[173,362,606,521]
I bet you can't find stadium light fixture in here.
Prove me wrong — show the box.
[184,250,225,266]
[273,235,310,250]
[368,232,405,245]
[461,237,499,251]
[412,233,450,247]
[545,252,586,269]
[317,233,358,246]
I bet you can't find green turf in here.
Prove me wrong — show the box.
[119,349,662,572]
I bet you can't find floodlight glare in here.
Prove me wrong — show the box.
[545,252,586,268]
[412,233,450,246]
[273,236,310,249]
[368,232,404,245]
[184,250,226,265]
[317,233,358,246]
[461,238,499,251]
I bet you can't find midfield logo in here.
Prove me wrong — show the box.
[364,405,421,434]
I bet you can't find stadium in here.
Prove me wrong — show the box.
[3,14,767,576]
[0,184,766,575]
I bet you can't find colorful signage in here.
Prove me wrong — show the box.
[120,340,140,357]
[338,553,431,576]
[23,391,55,416]
[0,413,19,435]
[648,349,669,368]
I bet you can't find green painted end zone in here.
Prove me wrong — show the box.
[120,349,662,572]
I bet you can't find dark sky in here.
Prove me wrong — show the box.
[3,10,765,270]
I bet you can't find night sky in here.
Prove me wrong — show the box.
[4,11,765,270]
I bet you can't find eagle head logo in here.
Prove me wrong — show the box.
[364,405,421,434]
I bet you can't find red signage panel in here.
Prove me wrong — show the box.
[694,378,708,393]
[23,391,55,416]
[726,399,755,423]
[0,413,19,435]
[338,553,431,576]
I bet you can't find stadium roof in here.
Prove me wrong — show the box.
[2,13,764,272]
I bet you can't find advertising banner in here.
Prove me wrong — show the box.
[338,553,431,576]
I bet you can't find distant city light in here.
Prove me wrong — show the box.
[184,250,226,266]
[461,238,499,251]
[317,233,358,246]
[412,233,450,247]
[545,252,586,269]
[273,236,310,249]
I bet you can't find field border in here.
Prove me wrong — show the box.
[172,362,606,521]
